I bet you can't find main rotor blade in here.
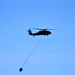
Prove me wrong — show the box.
[32,28,43,30]
[45,28,57,30]
[47,29,57,30]
[32,28,57,30]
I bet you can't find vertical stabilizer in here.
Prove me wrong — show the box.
[27,29,33,35]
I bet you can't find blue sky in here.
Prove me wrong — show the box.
[0,1,75,75]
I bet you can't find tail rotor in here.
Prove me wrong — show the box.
[27,28,33,35]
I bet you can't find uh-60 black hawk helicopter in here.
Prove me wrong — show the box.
[27,28,55,36]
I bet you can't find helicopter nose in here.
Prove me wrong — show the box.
[50,32,52,34]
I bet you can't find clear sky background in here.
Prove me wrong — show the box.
[0,1,75,75]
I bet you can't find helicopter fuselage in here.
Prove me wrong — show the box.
[28,29,52,36]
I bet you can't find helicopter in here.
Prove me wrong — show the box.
[27,28,54,36]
